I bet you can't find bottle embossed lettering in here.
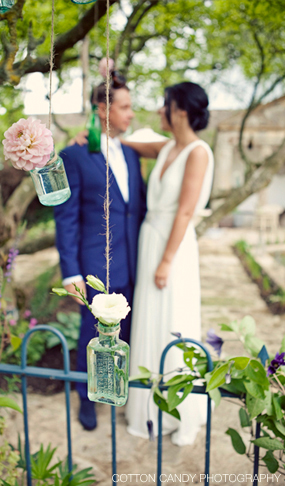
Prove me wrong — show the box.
[87,322,129,406]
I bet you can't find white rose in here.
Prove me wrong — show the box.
[90,292,131,326]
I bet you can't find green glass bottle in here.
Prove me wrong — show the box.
[87,322,129,406]
[87,104,101,153]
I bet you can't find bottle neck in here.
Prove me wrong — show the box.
[98,322,120,345]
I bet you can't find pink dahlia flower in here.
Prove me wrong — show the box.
[99,57,115,78]
[2,117,54,171]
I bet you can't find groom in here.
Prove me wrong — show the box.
[54,78,146,430]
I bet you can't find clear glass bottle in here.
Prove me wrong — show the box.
[87,322,129,406]
[29,152,71,206]
[87,104,101,153]
[0,0,15,13]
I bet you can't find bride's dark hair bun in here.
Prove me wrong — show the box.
[165,82,209,131]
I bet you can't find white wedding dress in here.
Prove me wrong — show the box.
[126,139,214,446]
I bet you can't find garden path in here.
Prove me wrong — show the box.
[4,228,284,486]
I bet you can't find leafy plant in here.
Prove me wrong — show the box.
[205,317,285,474]
[132,316,285,475]
[45,312,81,351]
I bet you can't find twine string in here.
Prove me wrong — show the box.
[104,0,111,294]
[48,0,55,131]
[97,325,120,337]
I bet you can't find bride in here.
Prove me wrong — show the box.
[123,81,214,446]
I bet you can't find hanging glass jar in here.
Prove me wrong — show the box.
[71,0,97,4]
[29,152,71,206]
[87,322,129,406]
[0,0,15,13]
[87,104,101,153]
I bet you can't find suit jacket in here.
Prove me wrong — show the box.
[54,143,146,291]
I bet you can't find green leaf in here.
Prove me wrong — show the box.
[167,381,193,411]
[226,320,240,334]
[0,396,22,413]
[239,315,256,337]
[272,395,283,420]
[153,386,164,400]
[183,350,195,370]
[219,324,234,331]
[244,380,265,399]
[226,428,246,454]
[195,358,208,377]
[264,390,273,415]
[206,363,228,392]
[46,335,61,349]
[244,335,265,357]
[246,395,267,419]
[153,392,180,420]
[232,357,250,370]
[129,366,151,382]
[274,419,285,437]
[239,407,251,427]
[246,359,269,387]
[165,374,193,386]
[10,335,22,351]
[262,451,279,474]
[252,437,284,451]
[209,387,221,407]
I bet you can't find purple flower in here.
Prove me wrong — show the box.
[267,352,285,376]
[146,420,155,442]
[9,319,17,326]
[23,310,31,318]
[206,329,224,357]
[4,247,19,280]
[225,373,231,384]
[171,332,182,339]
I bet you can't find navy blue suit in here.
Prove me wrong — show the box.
[54,143,146,399]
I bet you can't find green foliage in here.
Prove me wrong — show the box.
[235,240,285,311]
[0,397,22,413]
[134,314,285,474]
[46,312,81,351]
[205,317,285,473]
[0,431,97,486]
[225,428,246,455]
[30,267,61,320]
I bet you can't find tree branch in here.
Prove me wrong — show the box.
[0,176,36,245]
[238,30,265,173]
[114,0,159,63]
[196,139,285,238]
[3,0,119,82]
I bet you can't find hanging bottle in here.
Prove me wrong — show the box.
[71,0,97,4]
[87,322,129,406]
[0,0,15,13]
[87,104,101,153]
[29,152,71,206]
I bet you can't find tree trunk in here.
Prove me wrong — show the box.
[196,141,285,238]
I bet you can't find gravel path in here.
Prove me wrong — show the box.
[3,229,284,486]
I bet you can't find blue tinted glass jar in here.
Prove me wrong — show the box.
[87,322,129,406]
[0,0,15,13]
[29,152,71,206]
[71,0,97,4]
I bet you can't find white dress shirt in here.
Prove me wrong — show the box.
[62,134,129,287]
